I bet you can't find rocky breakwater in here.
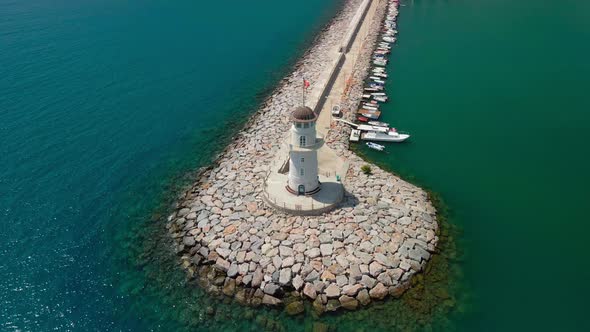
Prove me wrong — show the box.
[165,0,439,315]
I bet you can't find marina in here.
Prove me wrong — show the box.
[344,0,411,146]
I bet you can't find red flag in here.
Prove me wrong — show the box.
[304,79,310,89]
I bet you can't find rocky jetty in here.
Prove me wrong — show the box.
[165,0,439,314]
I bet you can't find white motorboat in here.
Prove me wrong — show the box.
[362,104,379,111]
[387,129,411,142]
[357,124,388,133]
[370,79,386,84]
[366,142,385,151]
[362,131,410,142]
[368,121,390,127]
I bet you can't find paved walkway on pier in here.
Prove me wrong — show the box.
[316,0,381,134]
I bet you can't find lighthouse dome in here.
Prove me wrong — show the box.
[290,106,317,122]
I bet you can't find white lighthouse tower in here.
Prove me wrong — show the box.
[287,106,321,196]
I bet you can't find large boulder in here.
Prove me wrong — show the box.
[222,278,236,296]
[303,283,317,300]
[369,282,388,300]
[357,289,371,306]
[285,301,305,316]
[339,295,359,310]
[324,284,341,298]
[262,294,282,306]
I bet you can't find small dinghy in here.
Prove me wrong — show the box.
[366,142,385,151]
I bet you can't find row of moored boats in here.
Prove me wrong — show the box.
[350,0,409,152]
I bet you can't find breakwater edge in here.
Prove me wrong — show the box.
[165,0,440,315]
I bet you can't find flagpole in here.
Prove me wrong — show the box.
[302,78,305,106]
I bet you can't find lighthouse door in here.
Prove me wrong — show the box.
[298,185,305,195]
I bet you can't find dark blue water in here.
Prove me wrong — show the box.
[0,0,343,329]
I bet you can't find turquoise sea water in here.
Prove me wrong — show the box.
[0,0,344,330]
[2,0,590,331]
[361,0,590,330]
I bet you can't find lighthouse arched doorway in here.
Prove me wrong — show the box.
[298,185,305,195]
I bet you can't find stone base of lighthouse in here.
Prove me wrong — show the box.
[263,171,343,216]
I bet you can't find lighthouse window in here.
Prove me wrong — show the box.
[295,123,302,128]
[300,168,304,176]
[303,123,309,128]
[299,136,306,147]
[300,157,305,163]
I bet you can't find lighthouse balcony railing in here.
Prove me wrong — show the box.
[287,135,324,152]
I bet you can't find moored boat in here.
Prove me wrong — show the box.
[368,121,390,127]
[357,124,388,133]
[361,131,410,142]
[366,142,385,151]
[357,111,381,120]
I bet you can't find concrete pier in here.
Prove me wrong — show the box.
[166,0,439,314]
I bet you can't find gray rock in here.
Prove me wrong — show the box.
[303,282,317,299]
[318,234,332,243]
[307,248,321,258]
[304,269,320,282]
[369,261,384,277]
[282,256,295,268]
[285,301,304,316]
[222,278,236,296]
[227,263,239,277]
[183,236,195,247]
[178,208,190,217]
[324,283,341,298]
[389,268,403,281]
[339,295,359,310]
[263,283,280,295]
[279,268,292,286]
[216,248,231,259]
[242,274,253,286]
[342,284,363,296]
[214,258,230,272]
[360,275,376,289]
[377,272,393,286]
[279,245,293,257]
[252,269,263,287]
[357,289,371,306]
[349,264,362,280]
[336,275,348,287]
[262,294,282,306]
[320,244,333,256]
[272,255,282,269]
[326,299,341,312]
[369,282,388,300]
[292,275,304,290]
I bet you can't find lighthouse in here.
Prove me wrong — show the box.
[287,106,321,196]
